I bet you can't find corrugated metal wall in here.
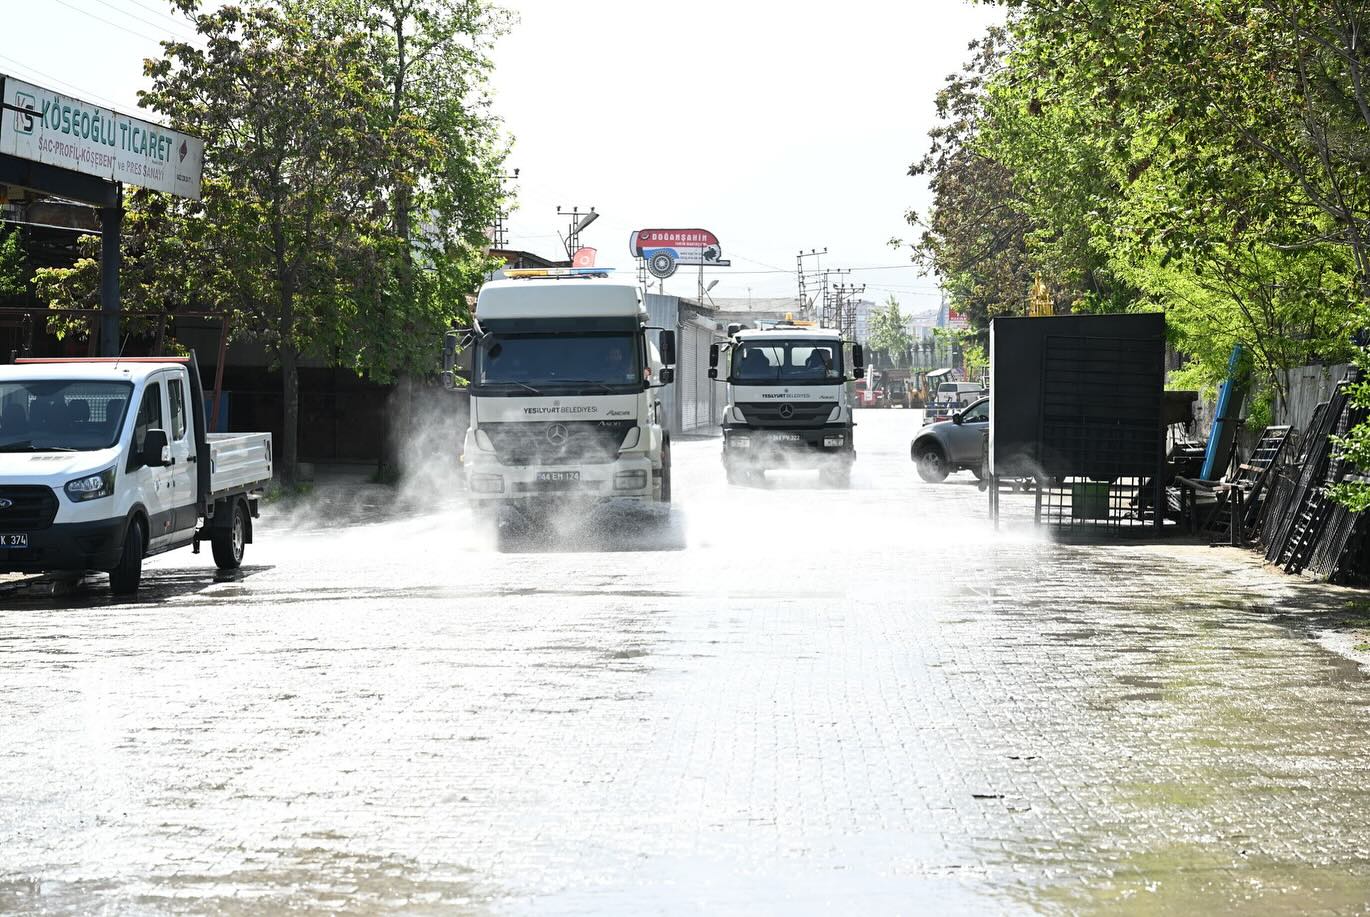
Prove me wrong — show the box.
[644,293,725,437]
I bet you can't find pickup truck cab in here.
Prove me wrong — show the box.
[0,357,272,593]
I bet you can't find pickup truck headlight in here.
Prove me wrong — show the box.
[65,467,115,501]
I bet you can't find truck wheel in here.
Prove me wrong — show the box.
[109,518,145,595]
[915,445,949,483]
[212,501,247,570]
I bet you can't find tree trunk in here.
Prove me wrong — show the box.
[281,344,300,486]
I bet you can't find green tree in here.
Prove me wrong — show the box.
[143,0,401,482]
[867,295,913,367]
[0,228,27,301]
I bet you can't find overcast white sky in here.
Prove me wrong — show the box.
[12,0,1002,312]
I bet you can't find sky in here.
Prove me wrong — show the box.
[10,0,1003,314]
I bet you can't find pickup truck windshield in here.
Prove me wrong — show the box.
[732,340,843,384]
[0,380,134,452]
[476,333,642,392]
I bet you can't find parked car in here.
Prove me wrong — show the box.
[911,396,989,482]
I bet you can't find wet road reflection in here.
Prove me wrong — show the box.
[2,410,1369,914]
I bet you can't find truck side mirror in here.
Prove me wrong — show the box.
[709,343,719,368]
[659,330,677,366]
[659,367,675,385]
[708,367,718,380]
[142,429,169,467]
[852,344,865,376]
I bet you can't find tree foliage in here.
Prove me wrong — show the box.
[0,229,27,301]
[908,0,1370,503]
[36,0,508,482]
[867,295,913,367]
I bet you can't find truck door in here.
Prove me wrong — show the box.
[162,369,198,536]
[129,380,175,550]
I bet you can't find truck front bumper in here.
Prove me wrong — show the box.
[722,425,854,465]
[464,453,659,507]
[0,518,127,574]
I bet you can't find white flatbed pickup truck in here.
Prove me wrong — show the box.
[0,357,272,593]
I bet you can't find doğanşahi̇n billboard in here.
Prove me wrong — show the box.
[630,228,730,278]
[0,76,204,200]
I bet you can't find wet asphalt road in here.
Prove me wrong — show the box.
[3,410,1370,915]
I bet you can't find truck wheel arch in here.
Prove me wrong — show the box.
[212,496,254,544]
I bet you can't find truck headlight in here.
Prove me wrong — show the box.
[614,470,648,490]
[468,473,504,494]
[619,427,641,451]
[827,405,841,423]
[730,405,746,423]
[65,467,115,501]
[474,429,495,452]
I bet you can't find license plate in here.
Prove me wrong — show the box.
[771,433,803,443]
[0,534,28,548]
[536,471,581,482]
[824,436,844,447]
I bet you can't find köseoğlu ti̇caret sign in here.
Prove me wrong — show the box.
[0,76,203,200]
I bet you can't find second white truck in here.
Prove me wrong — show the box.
[0,357,272,593]
[709,320,864,486]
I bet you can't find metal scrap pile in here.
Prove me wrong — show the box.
[1252,376,1370,584]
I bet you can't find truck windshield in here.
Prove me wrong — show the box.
[731,340,842,384]
[476,333,642,392]
[0,380,134,452]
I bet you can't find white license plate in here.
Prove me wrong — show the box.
[732,437,751,448]
[0,533,28,548]
[771,433,803,443]
[536,471,581,482]
[824,436,844,447]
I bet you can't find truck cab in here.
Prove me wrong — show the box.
[0,357,272,593]
[709,321,864,486]
[449,268,676,514]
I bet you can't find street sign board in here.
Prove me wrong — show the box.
[0,75,204,200]
[630,228,731,279]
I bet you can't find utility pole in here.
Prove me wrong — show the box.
[796,248,826,320]
[490,168,519,250]
[557,205,598,261]
[831,281,865,341]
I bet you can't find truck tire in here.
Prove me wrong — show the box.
[212,500,247,570]
[915,445,949,483]
[109,518,145,595]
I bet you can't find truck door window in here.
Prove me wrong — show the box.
[168,376,187,441]
[133,382,163,460]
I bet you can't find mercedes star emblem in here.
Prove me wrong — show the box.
[778,404,795,419]
[0,498,11,509]
[546,424,569,446]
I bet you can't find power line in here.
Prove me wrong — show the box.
[52,0,167,44]
[88,0,199,41]
[0,52,130,110]
[119,0,201,33]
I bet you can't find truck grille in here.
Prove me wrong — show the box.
[483,420,635,466]
[0,486,59,530]
[736,401,836,428]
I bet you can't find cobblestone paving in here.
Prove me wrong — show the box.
[2,411,1370,914]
